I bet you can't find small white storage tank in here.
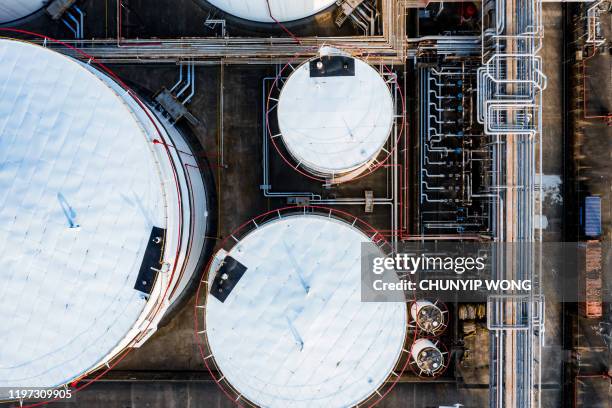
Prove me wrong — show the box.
[276,47,394,183]
[202,212,407,407]
[0,39,209,397]
[206,0,337,22]
[410,338,445,376]
[411,299,447,335]
[0,0,46,24]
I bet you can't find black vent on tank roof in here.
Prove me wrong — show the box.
[210,256,247,303]
[309,55,355,77]
[134,226,165,296]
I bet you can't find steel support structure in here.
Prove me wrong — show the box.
[42,0,406,64]
[477,0,547,404]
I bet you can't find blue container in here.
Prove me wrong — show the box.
[584,196,602,237]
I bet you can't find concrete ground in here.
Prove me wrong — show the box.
[537,4,566,408]
[569,2,612,399]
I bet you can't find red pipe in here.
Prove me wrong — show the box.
[265,0,302,45]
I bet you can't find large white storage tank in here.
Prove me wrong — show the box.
[206,0,337,22]
[200,212,407,407]
[0,39,209,397]
[275,47,394,183]
[0,0,46,24]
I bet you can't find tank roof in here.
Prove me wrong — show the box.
[0,39,166,390]
[277,49,394,175]
[207,0,336,23]
[0,0,45,24]
[205,214,407,407]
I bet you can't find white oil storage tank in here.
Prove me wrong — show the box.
[0,0,46,24]
[0,38,209,398]
[200,211,407,407]
[275,47,395,183]
[205,0,337,22]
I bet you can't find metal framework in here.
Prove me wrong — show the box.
[419,61,494,235]
[477,0,547,404]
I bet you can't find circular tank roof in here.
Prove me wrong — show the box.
[411,339,444,375]
[0,0,45,24]
[206,0,337,23]
[205,214,407,407]
[0,40,165,389]
[277,50,394,175]
[411,301,445,334]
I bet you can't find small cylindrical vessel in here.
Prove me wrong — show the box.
[411,338,445,376]
[410,299,447,335]
[275,47,394,183]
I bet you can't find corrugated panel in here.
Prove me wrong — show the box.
[584,196,602,237]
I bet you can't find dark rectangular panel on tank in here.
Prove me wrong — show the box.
[210,256,247,303]
[309,56,355,77]
[134,226,166,295]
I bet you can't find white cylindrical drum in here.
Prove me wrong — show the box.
[411,338,444,376]
[410,300,446,335]
[276,47,394,183]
